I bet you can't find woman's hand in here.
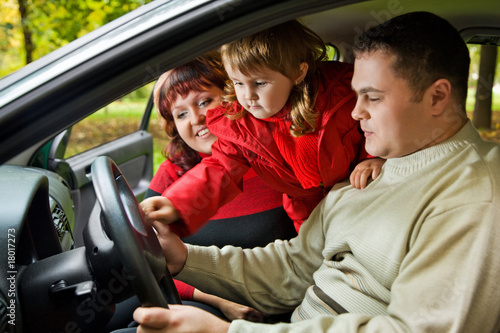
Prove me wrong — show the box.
[350,157,385,189]
[134,306,231,333]
[216,297,265,322]
[192,289,265,322]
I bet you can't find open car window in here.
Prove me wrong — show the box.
[64,82,155,158]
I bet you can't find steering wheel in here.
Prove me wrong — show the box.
[91,156,181,307]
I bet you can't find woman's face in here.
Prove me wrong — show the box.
[170,85,222,154]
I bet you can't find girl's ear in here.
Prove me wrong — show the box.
[295,62,309,84]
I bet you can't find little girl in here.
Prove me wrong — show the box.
[146,52,296,321]
[142,20,383,235]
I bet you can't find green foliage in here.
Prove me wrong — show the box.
[0,1,24,75]
[123,85,154,101]
[468,45,500,87]
[0,0,154,77]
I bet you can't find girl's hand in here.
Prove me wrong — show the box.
[140,196,180,225]
[134,305,231,333]
[350,157,385,189]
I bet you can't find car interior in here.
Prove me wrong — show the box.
[0,0,499,332]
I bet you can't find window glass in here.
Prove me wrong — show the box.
[64,82,154,158]
[325,43,339,61]
[148,87,170,174]
[466,44,500,143]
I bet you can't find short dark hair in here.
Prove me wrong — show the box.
[353,11,470,107]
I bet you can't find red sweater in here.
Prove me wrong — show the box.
[148,155,284,300]
[164,61,366,235]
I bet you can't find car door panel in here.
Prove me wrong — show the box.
[66,130,153,246]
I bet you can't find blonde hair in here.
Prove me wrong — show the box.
[221,20,327,136]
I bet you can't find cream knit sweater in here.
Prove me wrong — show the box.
[177,121,500,332]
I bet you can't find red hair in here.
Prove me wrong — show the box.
[153,51,226,175]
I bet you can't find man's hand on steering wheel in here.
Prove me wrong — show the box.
[150,221,188,276]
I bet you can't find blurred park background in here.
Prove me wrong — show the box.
[1,0,499,172]
[0,0,153,76]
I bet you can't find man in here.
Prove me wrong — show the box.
[131,11,500,333]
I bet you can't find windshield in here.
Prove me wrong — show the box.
[0,0,209,108]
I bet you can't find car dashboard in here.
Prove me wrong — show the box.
[0,165,76,332]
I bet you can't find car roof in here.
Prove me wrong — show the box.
[306,0,500,61]
[0,0,499,164]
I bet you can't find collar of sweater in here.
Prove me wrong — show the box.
[384,121,480,177]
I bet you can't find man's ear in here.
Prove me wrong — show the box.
[295,62,309,84]
[429,78,452,115]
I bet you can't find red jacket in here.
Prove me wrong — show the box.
[165,61,366,236]
[149,154,285,300]
[149,154,284,219]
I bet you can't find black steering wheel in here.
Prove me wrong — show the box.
[91,156,181,307]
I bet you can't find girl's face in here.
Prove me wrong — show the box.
[170,86,221,154]
[225,65,295,119]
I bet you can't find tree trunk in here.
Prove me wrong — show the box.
[473,45,498,129]
[17,0,33,64]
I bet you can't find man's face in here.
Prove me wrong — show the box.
[351,51,432,159]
